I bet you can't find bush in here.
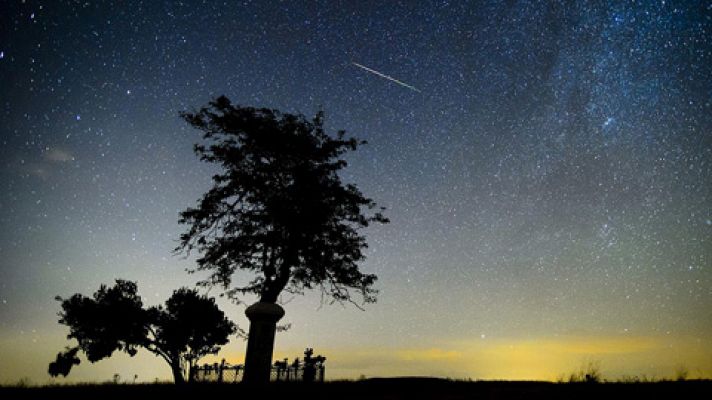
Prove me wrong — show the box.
[568,360,602,383]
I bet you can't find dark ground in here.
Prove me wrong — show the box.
[1,378,710,400]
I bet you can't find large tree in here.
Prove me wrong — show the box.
[178,96,388,304]
[49,280,236,384]
[177,96,388,381]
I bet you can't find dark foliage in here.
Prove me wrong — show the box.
[152,287,237,374]
[47,347,80,377]
[55,280,149,363]
[51,280,236,383]
[177,96,388,306]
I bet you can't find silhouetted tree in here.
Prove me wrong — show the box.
[152,287,237,382]
[49,280,236,384]
[178,96,388,305]
[177,96,388,381]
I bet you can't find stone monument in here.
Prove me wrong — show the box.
[242,302,285,383]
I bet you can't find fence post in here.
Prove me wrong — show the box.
[217,359,225,383]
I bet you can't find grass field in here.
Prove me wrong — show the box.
[1,378,710,400]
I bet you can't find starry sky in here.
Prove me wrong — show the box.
[1,0,711,384]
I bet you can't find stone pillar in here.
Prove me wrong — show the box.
[242,302,285,383]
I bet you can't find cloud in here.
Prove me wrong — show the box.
[44,147,75,162]
[22,163,50,179]
[9,147,75,180]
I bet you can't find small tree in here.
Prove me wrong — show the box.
[177,96,388,381]
[49,280,236,383]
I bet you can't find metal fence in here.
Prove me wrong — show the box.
[192,361,244,383]
[192,348,325,383]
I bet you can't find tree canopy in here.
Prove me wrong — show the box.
[50,280,236,383]
[177,96,388,306]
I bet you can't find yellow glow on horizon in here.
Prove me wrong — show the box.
[397,348,463,362]
[4,332,710,384]
[210,334,712,381]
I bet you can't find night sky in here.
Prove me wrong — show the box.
[1,0,711,383]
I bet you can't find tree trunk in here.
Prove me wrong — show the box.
[261,261,292,303]
[170,359,185,384]
[242,302,285,383]
[187,361,195,383]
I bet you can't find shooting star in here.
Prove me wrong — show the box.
[352,62,421,93]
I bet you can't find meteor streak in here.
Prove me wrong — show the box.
[352,62,421,93]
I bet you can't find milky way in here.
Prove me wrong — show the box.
[1,1,710,382]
